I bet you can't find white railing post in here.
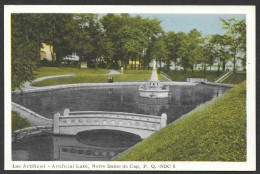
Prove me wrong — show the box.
[160,113,167,129]
[53,113,60,135]
[63,108,70,116]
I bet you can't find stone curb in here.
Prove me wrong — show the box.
[12,126,53,143]
[13,81,198,94]
[12,102,52,126]
[204,82,235,88]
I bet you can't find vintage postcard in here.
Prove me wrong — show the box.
[4,5,256,171]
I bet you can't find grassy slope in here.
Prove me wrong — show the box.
[164,70,246,84]
[116,81,246,161]
[31,67,167,86]
[12,111,32,132]
[164,71,226,82]
[34,67,108,78]
[222,72,246,84]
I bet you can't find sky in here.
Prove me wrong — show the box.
[131,14,246,36]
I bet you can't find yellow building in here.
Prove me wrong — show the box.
[40,43,55,61]
[127,60,141,68]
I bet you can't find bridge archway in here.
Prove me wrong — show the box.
[76,129,142,148]
[53,109,167,139]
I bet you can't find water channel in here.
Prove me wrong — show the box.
[12,84,230,161]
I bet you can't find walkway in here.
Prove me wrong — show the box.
[21,74,75,90]
[214,71,233,83]
[103,70,121,76]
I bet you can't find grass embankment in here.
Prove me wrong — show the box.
[223,72,246,84]
[164,70,246,84]
[12,111,32,132]
[164,70,226,82]
[31,67,167,86]
[116,81,246,161]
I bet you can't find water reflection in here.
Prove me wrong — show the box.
[136,97,169,116]
[53,130,140,161]
[13,130,141,161]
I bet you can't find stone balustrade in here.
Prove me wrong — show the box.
[53,109,167,139]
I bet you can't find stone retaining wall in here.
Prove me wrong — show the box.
[204,82,235,88]
[12,102,52,126]
[12,126,53,143]
[12,81,198,94]
[187,78,207,82]
[12,81,233,95]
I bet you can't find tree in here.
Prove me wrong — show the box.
[201,37,215,72]
[209,34,231,74]
[119,16,146,69]
[175,32,191,71]
[11,14,44,90]
[71,14,103,68]
[186,29,204,72]
[220,18,246,72]
[100,14,125,68]
[164,31,179,71]
[147,35,168,71]
[40,14,76,63]
[100,14,163,69]
[141,18,164,69]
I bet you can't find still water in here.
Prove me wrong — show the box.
[12,84,229,161]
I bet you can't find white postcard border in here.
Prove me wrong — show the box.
[4,5,256,171]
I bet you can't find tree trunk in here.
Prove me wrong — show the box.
[233,55,236,73]
[134,57,137,69]
[217,64,221,76]
[50,45,54,64]
[131,56,133,69]
[233,48,238,73]
[203,64,206,76]
[222,60,226,71]
[138,56,141,70]
[167,60,170,70]
[124,56,127,69]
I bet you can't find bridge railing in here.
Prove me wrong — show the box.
[53,109,167,138]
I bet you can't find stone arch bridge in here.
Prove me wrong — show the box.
[53,109,167,139]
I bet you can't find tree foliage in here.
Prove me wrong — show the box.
[11,14,43,90]
[11,14,246,90]
[220,18,246,72]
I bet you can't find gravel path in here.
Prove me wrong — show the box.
[21,74,75,90]
[103,70,121,76]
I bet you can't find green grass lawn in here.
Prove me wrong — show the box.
[116,81,246,161]
[223,72,246,84]
[31,67,168,86]
[163,70,227,82]
[34,67,108,78]
[12,111,32,132]
[163,70,246,84]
